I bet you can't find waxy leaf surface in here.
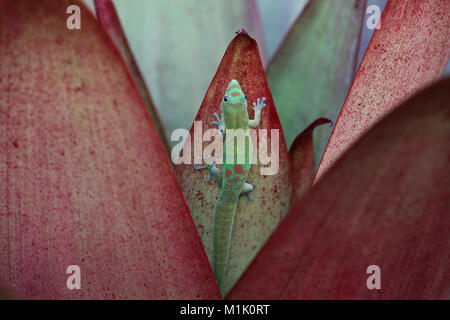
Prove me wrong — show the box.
[266,0,366,165]
[0,0,219,299]
[110,0,267,142]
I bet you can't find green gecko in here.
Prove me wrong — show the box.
[196,79,266,294]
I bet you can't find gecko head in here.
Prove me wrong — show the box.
[222,79,247,110]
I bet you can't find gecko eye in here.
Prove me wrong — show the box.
[223,96,229,102]
[243,94,246,100]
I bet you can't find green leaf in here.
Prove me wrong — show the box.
[229,78,450,299]
[111,0,267,143]
[266,0,366,165]
[0,0,219,299]
[317,0,450,178]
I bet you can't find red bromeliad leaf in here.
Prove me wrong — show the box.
[0,286,13,300]
[175,31,291,295]
[228,78,450,299]
[289,118,332,203]
[0,0,219,299]
[94,0,169,156]
[317,0,450,179]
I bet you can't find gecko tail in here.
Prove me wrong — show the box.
[211,190,240,295]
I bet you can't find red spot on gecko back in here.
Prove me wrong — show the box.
[225,169,232,178]
[234,164,243,174]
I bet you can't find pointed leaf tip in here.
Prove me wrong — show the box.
[236,28,249,35]
[289,118,332,203]
[0,0,220,299]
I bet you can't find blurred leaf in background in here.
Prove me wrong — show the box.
[266,0,367,166]
[85,0,267,144]
[0,0,220,299]
[229,78,450,299]
[257,0,308,60]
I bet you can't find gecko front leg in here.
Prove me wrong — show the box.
[248,97,266,128]
[212,112,225,136]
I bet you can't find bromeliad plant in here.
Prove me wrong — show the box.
[0,0,448,299]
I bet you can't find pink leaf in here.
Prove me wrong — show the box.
[0,0,219,299]
[228,78,450,299]
[317,0,450,179]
